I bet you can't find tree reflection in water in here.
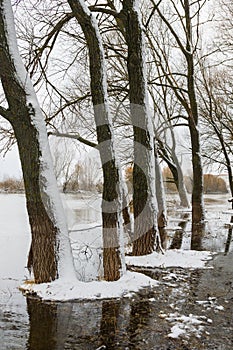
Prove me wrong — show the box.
[99,300,121,349]
[170,213,190,250]
[27,297,72,350]
[26,293,156,349]
[127,293,152,349]
[191,221,205,251]
[225,216,233,254]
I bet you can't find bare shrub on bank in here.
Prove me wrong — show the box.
[0,177,24,193]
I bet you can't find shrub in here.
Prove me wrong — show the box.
[184,173,228,194]
[203,174,228,194]
[0,177,24,193]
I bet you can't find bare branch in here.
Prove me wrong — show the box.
[0,105,10,120]
[48,131,97,148]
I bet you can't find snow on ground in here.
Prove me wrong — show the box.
[0,193,217,302]
[196,297,225,311]
[18,193,214,301]
[20,271,159,301]
[20,249,213,301]
[126,249,213,269]
[164,312,212,339]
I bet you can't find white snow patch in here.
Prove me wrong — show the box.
[20,271,158,301]
[196,297,225,311]
[166,312,210,339]
[126,249,213,269]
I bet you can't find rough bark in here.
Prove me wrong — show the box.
[0,3,57,282]
[13,120,58,282]
[184,0,205,248]
[68,0,125,280]
[189,115,205,250]
[0,0,75,283]
[154,0,205,248]
[122,0,158,255]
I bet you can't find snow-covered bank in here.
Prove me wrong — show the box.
[126,250,213,269]
[20,250,213,301]
[20,271,159,301]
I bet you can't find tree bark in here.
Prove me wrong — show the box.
[68,0,126,280]
[154,0,205,248]
[184,0,205,248]
[0,0,75,283]
[122,0,158,255]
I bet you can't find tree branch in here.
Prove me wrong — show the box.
[89,6,119,18]
[0,105,11,120]
[48,132,97,148]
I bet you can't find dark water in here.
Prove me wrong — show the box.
[1,194,233,349]
[1,253,233,350]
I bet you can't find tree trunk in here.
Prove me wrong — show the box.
[122,0,158,255]
[68,0,126,280]
[215,129,233,209]
[184,0,205,249]
[189,115,205,250]
[0,0,75,283]
[13,120,58,282]
[170,127,190,208]
[154,144,167,249]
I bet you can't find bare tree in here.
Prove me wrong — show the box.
[199,67,233,205]
[68,0,127,281]
[151,0,206,249]
[121,0,159,255]
[0,0,76,283]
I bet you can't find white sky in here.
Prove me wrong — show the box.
[0,145,22,180]
[0,0,224,181]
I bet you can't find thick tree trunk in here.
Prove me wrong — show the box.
[184,0,205,249]
[189,116,205,250]
[13,120,58,282]
[68,0,125,280]
[0,0,75,283]
[122,0,158,255]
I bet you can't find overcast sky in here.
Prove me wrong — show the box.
[0,146,22,180]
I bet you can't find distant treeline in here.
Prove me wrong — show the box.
[0,177,24,193]
[163,168,228,194]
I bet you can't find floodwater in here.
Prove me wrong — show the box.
[0,193,233,349]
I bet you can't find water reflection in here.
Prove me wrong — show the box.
[225,216,233,254]
[26,293,157,350]
[191,221,205,251]
[27,297,72,350]
[127,294,151,349]
[100,300,121,349]
[170,213,190,249]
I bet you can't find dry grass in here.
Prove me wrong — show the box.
[0,177,24,193]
